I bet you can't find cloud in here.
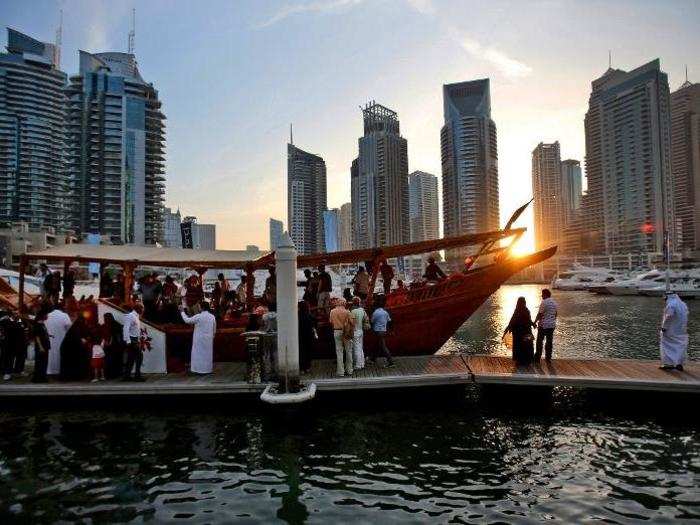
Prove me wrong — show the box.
[405,0,435,14]
[254,0,366,29]
[449,28,533,79]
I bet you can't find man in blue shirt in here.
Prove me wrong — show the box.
[370,295,395,368]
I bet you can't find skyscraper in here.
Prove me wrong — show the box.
[182,216,215,250]
[560,159,582,224]
[408,171,439,242]
[351,102,409,249]
[0,29,67,230]
[287,143,327,254]
[338,202,352,251]
[323,208,339,252]
[162,207,182,248]
[66,51,166,245]
[582,59,673,255]
[532,142,564,250]
[269,218,284,250]
[670,80,700,252]
[440,79,499,260]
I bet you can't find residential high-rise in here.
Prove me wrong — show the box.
[323,208,339,252]
[287,143,326,254]
[351,102,409,249]
[162,207,182,248]
[0,29,67,230]
[532,142,564,250]
[66,51,166,245]
[561,159,582,224]
[582,59,673,255]
[670,80,700,252]
[408,171,439,242]
[182,216,215,250]
[269,218,284,250]
[338,202,352,250]
[440,79,499,260]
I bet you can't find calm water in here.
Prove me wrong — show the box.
[0,285,698,523]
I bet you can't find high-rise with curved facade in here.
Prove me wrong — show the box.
[0,28,67,230]
[440,79,499,262]
[287,143,326,254]
[66,51,166,244]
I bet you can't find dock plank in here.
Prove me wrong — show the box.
[466,356,700,392]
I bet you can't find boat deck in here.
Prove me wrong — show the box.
[0,355,697,397]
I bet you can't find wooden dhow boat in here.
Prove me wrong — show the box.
[13,202,555,371]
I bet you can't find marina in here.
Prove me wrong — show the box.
[0,355,696,398]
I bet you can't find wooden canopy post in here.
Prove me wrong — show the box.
[18,254,27,315]
[122,262,135,306]
[62,258,71,298]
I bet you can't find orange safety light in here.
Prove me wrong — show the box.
[641,223,655,234]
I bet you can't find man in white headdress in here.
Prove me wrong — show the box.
[660,293,689,371]
[181,301,216,374]
[45,304,72,376]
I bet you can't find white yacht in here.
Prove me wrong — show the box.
[639,276,700,299]
[600,269,665,295]
[552,266,623,291]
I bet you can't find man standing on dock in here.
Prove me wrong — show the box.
[122,304,145,381]
[370,295,395,368]
[534,288,558,362]
[181,302,216,375]
[660,293,689,371]
[45,304,71,377]
[329,298,354,376]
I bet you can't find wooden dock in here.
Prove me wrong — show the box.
[0,355,697,398]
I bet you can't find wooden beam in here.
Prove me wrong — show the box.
[122,263,135,306]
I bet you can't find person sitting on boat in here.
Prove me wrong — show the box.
[317,265,333,315]
[370,295,395,368]
[184,274,203,315]
[264,266,277,309]
[380,261,394,295]
[351,266,370,300]
[659,293,689,371]
[299,269,313,302]
[423,257,447,282]
[343,287,354,304]
[329,298,354,377]
[181,301,216,375]
[236,275,248,306]
[503,297,536,365]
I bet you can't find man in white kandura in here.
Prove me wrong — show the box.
[659,293,689,371]
[45,305,72,376]
[181,301,216,374]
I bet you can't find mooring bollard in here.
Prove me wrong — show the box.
[275,232,300,393]
[260,232,316,405]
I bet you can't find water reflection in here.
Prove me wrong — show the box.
[0,405,697,523]
[443,284,698,360]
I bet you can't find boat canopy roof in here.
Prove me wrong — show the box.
[22,227,524,270]
[298,228,525,267]
[23,244,270,269]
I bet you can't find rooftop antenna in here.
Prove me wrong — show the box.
[290,123,293,145]
[608,50,612,69]
[54,9,63,68]
[128,8,135,54]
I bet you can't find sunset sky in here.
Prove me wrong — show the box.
[3,0,699,251]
